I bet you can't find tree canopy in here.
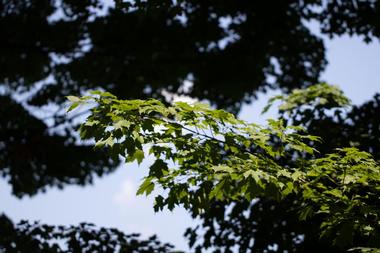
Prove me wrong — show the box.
[1,1,380,252]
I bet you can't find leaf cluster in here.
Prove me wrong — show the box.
[71,84,380,251]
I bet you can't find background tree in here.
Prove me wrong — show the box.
[1,0,380,252]
[0,214,174,253]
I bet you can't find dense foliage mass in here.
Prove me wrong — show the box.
[70,84,380,252]
[1,1,380,252]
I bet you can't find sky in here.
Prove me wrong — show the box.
[1,31,380,251]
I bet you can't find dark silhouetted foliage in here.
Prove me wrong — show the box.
[0,95,117,197]
[185,199,342,253]
[0,214,174,253]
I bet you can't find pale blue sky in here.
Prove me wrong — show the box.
[1,33,380,251]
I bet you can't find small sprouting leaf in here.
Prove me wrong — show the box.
[67,95,80,102]
[261,95,283,114]
[67,102,80,112]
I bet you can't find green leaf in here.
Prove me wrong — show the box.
[299,205,314,221]
[209,179,226,200]
[114,120,131,130]
[95,136,114,148]
[133,149,145,165]
[324,189,343,199]
[211,165,234,174]
[67,95,82,112]
[149,159,168,178]
[137,177,154,196]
